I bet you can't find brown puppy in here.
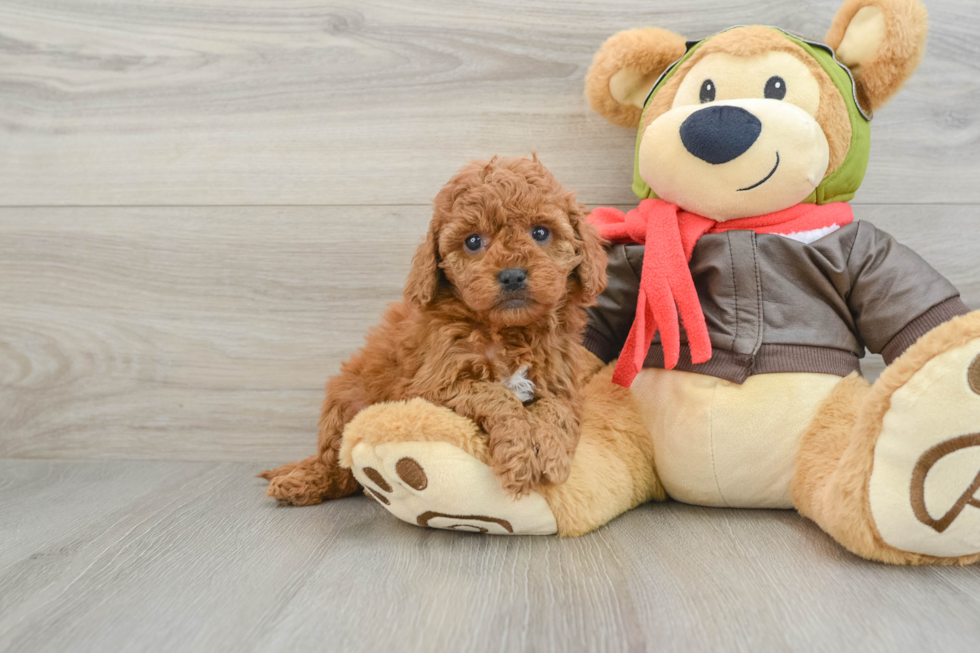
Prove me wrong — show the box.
[260,156,607,505]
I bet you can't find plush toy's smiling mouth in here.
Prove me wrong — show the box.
[737,152,780,192]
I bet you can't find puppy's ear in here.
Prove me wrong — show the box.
[826,0,928,113]
[404,219,442,309]
[585,27,688,129]
[570,206,607,304]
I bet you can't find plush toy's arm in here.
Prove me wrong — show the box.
[583,244,644,364]
[844,222,969,362]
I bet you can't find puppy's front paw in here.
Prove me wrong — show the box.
[488,417,542,498]
[531,420,573,485]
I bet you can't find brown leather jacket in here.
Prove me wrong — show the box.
[584,221,968,383]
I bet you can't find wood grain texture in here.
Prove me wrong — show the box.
[1,0,979,206]
[1,204,976,462]
[1,2,978,650]
[0,206,428,461]
[0,459,978,653]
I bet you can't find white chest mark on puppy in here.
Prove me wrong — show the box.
[502,365,535,403]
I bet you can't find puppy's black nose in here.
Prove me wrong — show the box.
[680,105,762,165]
[498,268,527,291]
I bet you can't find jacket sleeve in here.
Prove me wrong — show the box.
[583,244,643,363]
[845,222,969,364]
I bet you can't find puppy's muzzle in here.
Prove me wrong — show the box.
[498,268,528,292]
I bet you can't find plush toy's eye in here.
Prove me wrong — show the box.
[764,76,787,100]
[464,234,483,252]
[699,79,716,103]
[530,226,550,243]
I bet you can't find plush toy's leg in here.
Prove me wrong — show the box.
[537,363,665,536]
[340,364,664,536]
[793,312,980,565]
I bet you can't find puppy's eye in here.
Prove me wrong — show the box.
[699,79,716,103]
[464,234,483,252]
[530,226,550,243]
[764,76,786,100]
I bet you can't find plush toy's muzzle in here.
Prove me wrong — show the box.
[679,105,762,165]
[640,97,831,220]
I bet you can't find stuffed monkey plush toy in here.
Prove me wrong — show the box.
[282,0,980,565]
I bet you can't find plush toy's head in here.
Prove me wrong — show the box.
[586,0,928,221]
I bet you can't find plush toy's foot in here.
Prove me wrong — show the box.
[338,363,665,537]
[341,399,559,535]
[795,312,980,565]
[867,322,980,558]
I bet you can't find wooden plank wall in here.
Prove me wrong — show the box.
[2,0,978,462]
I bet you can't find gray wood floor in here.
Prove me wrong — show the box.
[2,459,979,653]
[1,1,979,651]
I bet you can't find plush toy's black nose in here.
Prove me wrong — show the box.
[680,105,762,165]
[498,268,527,291]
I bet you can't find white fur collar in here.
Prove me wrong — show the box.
[502,365,535,403]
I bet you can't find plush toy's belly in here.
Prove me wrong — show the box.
[630,369,843,508]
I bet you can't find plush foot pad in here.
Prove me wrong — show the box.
[350,440,558,535]
[869,337,980,557]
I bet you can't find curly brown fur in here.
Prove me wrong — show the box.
[261,156,607,505]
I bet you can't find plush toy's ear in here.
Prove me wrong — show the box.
[826,0,928,113]
[404,219,442,309]
[585,27,688,129]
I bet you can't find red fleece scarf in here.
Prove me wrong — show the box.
[589,199,854,387]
